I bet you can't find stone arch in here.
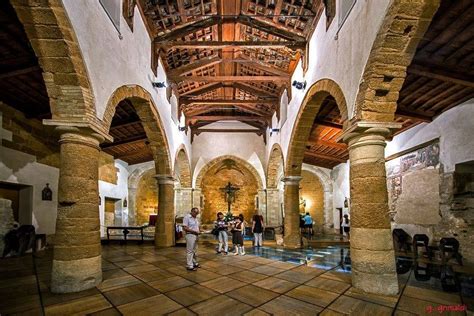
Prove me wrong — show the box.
[354,0,440,121]
[286,79,348,176]
[103,85,172,175]
[174,145,192,188]
[267,143,285,188]
[301,164,334,231]
[195,155,264,190]
[10,0,97,121]
[127,162,155,225]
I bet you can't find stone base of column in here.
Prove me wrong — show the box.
[51,255,102,293]
[283,233,301,248]
[350,227,399,295]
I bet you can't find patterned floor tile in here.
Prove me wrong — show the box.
[286,285,339,308]
[44,294,111,316]
[226,285,280,307]
[327,295,393,315]
[165,284,219,307]
[200,276,247,293]
[259,295,323,315]
[253,276,299,294]
[117,294,183,315]
[189,295,253,315]
[103,283,159,306]
[148,276,195,292]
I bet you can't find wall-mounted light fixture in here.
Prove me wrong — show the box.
[292,80,306,90]
[178,125,186,132]
[152,81,167,88]
[269,128,280,136]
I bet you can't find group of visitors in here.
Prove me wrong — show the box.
[182,207,266,271]
[213,212,265,256]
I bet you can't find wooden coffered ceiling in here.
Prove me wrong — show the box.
[304,0,474,169]
[135,0,325,135]
[0,1,49,120]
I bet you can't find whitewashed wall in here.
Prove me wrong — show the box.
[62,1,191,171]
[266,0,391,168]
[0,112,59,234]
[99,159,130,236]
[331,162,350,230]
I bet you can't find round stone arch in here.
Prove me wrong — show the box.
[10,0,97,121]
[127,162,155,225]
[174,145,192,188]
[286,78,348,176]
[301,164,334,232]
[103,85,172,176]
[267,143,285,189]
[195,155,264,190]
[354,0,440,121]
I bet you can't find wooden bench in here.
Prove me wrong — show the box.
[106,225,147,244]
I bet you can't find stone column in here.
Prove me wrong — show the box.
[257,189,267,217]
[192,188,202,209]
[51,127,103,293]
[282,176,302,248]
[155,175,175,247]
[265,188,279,226]
[342,122,401,295]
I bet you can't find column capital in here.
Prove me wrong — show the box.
[281,176,302,185]
[45,118,113,142]
[338,121,402,144]
[155,174,175,185]
[56,126,105,149]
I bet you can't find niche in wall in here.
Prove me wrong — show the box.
[0,181,33,225]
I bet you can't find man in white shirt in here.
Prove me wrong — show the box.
[183,207,200,270]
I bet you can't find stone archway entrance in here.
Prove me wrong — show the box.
[196,156,263,224]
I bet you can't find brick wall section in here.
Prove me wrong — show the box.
[174,148,192,187]
[1,102,59,167]
[286,79,347,177]
[354,0,440,121]
[10,0,97,121]
[300,170,324,229]
[98,152,118,184]
[102,85,172,175]
[136,169,158,225]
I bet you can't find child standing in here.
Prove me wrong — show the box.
[231,216,245,255]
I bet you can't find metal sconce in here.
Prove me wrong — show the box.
[178,125,186,132]
[152,81,167,88]
[292,80,306,90]
[270,128,280,136]
[123,198,128,208]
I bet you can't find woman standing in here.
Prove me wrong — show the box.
[252,213,265,247]
[214,212,228,254]
[341,214,350,240]
[231,216,245,255]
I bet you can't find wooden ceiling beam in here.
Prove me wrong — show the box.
[180,82,223,96]
[395,109,432,123]
[304,151,346,163]
[233,83,279,97]
[408,64,474,88]
[157,40,306,50]
[313,119,343,130]
[193,128,264,135]
[101,134,147,149]
[0,65,41,80]
[188,115,269,124]
[306,138,347,150]
[236,15,306,42]
[233,55,289,76]
[167,56,221,77]
[154,16,219,42]
[175,75,287,82]
[180,99,278,105]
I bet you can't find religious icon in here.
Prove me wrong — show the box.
[220,182,240,213]
[42,183,52,201]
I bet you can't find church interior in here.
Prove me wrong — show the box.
[0,0,473,314]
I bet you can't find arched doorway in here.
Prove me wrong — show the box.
[266,144,285,226]
[195,156,263,225]
[174,146,192,218]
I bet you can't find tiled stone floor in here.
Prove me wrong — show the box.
[0,242,472,315]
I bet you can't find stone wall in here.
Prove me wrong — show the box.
[0,198,15,255]
[201,168,258,224]
[135,169,158,225]
[99,152,118,184]
[300,170,324,232]
[1,102,59,168]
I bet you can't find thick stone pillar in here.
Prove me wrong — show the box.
[155,175,175,247]
[282,176,302,248]
[257,189,267,217]
[265,188,281,226]
[51,127,103,293]
[342,122,401,295]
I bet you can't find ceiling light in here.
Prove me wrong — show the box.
[152,81,167,88]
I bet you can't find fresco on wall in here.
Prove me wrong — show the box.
[386,141,440,220]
